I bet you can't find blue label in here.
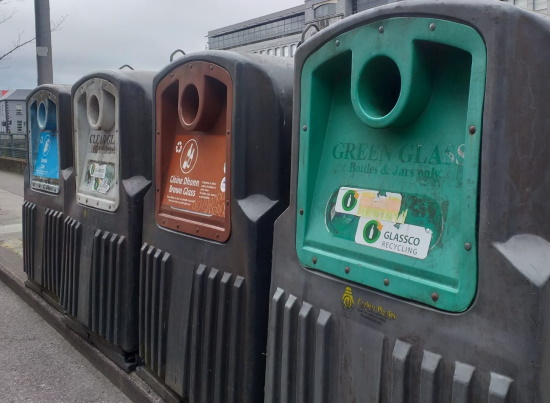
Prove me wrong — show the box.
[33,131,59,179]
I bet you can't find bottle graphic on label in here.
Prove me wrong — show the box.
[183,143,195,170]
[179,139,199,174]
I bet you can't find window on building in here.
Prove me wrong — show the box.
[290,44,297,57]
[534,0,547,11]
[513,0,528,7]
[267,49,273,55]
[15,104,23,115]
[275,47,281,56]
[17,121,22,132]
[208,13,305,50]
[314,3,337,19]
[283,46,290,57]
[260,50,265,55]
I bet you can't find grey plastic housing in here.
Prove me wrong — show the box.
[265,1,550,402]
[23,84,73,303]
[139,51,293,403]
[60,70,154,360]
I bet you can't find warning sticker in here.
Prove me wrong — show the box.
[335,187,406,223]
[82,160,115,195]
[355,217,432,259]
[90,163,107,179]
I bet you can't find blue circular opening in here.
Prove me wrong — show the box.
[37,102,47,128]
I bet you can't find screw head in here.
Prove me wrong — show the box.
[469,125,477,135]
[384,279,390,286]
[196,228,199,233]
[345,266,350,274]
[189,64,193,69]
[378,26,384,33]
[299,208,304,215]
[302,125,308,131]
[464,242,472,251]
[170,73,174,77]
[431,292,439,302]
[210,65,214,70]
[429,23,436,31]
[312,257,317,264]
[226,130,230,135]
[335,39,340,47]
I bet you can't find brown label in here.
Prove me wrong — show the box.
[161,134,226,217]
[155,61,232,242]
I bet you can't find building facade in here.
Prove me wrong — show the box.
[0,89,31,135]
[207,0,548,57]
[0,89,32,160]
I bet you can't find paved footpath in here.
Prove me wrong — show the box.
[0,171,24,258]
[0,170,132,403]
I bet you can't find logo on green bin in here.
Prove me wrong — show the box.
[342,190,358,211]
[363,220,382,244]
[341,286,355,317]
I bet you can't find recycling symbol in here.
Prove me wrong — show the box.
[175,141,183,153]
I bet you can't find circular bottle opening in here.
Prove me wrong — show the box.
[37,101,47,129]
[180,84,199,125]
[87,94,100,127]
[358,56,401,119]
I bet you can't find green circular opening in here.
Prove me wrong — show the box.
[358,56,401,119]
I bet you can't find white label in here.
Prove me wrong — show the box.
[90,163,107,179]
[354,217,432,259]
[97,179,111,194]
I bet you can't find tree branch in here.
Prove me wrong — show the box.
[0,32,35,62]
[0,14,68,63]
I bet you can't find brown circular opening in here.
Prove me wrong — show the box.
[180,84,199,125]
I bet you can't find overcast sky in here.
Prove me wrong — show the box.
[0,0,302,90]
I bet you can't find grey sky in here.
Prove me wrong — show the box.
[0,0,301,90]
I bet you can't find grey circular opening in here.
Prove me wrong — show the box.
[87,94,100,126]
[358,56,401,118]
[37,102,47,128]
[181,84,199,125]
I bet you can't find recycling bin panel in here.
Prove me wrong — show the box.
[23,85,72,305]
[138,51,293,403]
[296,16,485,312]
[60,71,154,370]
[265,1,550,402]
[156,61,232,241]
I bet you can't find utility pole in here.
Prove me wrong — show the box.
[34,0,53,85]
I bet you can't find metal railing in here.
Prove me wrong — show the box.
[0,133,27,160]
